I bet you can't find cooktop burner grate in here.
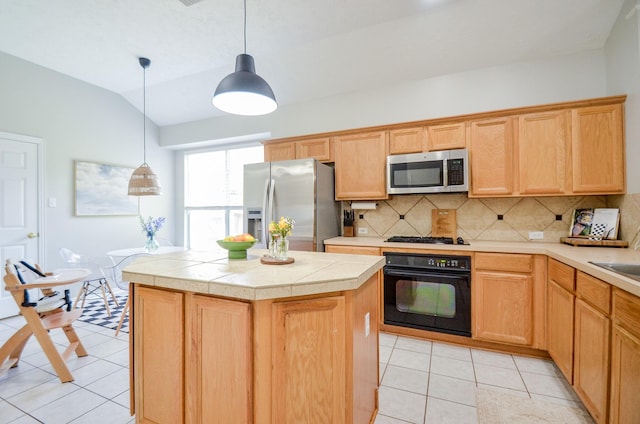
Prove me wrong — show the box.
[386,236,454,244]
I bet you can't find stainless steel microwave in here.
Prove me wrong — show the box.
[386,149,469,194]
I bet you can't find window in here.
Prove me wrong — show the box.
[184,145,263,250]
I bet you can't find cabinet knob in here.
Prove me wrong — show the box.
[27,232,39,239]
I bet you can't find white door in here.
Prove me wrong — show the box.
[0,133,43,318]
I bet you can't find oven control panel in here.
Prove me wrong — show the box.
[384,252,471,271]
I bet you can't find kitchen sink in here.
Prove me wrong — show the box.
[589,262,640,282]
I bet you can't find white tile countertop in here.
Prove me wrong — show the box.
[122,248,385,301]
[325,237,640,297]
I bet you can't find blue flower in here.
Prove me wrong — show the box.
[140,216,165,237]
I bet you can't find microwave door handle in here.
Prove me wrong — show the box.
[443,160,449,188]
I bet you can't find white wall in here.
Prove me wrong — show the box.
[0,52,175,270]
[606,0,640,194]
[160,49,608,147]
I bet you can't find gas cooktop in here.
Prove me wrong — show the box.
[386,236,456,244]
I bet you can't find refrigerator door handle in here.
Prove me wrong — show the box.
[261,178,270,246]
[265,178,275,247]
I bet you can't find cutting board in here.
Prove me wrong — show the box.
[432,209,457,240]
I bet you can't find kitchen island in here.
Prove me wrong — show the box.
[122,248,385,424]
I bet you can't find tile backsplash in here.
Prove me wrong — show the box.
[346,193,640,246]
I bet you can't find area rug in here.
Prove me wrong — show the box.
[476,388,594,424]
[76,294,129,333]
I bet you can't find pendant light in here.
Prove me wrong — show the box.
[212,0,277,116]
[128,57,162,196]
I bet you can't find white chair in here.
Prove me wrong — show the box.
[59,248,120,316]
[100,253,148,335]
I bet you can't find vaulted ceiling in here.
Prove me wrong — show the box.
[0,0,626,126]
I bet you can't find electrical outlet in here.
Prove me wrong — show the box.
[358,227,368,234]
[528,231,544,240]
[364,312,370,337]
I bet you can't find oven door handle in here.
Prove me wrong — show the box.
[384,268,469,279]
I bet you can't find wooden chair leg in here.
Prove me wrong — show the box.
[104,279,120,308]
[62,325,88,357]
[22,308,75,383]
[115,295,130,336]
[99,281,111,316]
[0,323,34,376]
[74,281,88,310]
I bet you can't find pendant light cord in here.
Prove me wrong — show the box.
[243,0,247,54]
[143,63,147,163]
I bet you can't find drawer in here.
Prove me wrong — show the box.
[576,271,611,315]
[613,287,640,339]
[475,253,533,273]
[548,258,575,292]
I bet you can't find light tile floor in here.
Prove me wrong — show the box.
[0,315,592,424]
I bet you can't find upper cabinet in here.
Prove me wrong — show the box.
[264,136,333,163]
[264,141,296,162]
[426,122,467,151]
[469,97,625,198]
[388,127,425,155]
[263,95,625,200]
[469,117,515,196]
[518,111,570,195]
[571,104,625,194]
[333,131,389,200]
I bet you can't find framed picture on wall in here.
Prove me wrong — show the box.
[74,160,139,216]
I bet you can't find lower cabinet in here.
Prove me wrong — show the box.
[472,253,545,348]
[574,295,610,424]
[610,288,640,424]
[132,274,379,424]
[545,261,613,424]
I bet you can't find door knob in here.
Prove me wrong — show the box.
[27,232,38,239]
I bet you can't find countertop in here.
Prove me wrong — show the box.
[122,248,385,301]
[325,237,640,297]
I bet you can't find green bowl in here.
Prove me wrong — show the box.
[216,240,256,259]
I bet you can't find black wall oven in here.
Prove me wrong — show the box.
[383,252,471,337]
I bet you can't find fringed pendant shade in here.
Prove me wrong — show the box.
[128,163,161,196]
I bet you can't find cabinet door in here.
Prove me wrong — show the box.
[185,295,252,424]
[389,127,425,154]
[469,117,515,196]
[426,122,466,151]
[133,286,185,424]
[272,296,346,424]
[574,298,610,424]
[334,131,388,200]
[264,142,296,162]
[547,280,575,383]
[610,325,640,424]
[518,111,569,194]
[296,137,333,162]
[473,270,533,345]
[571,104,625,194]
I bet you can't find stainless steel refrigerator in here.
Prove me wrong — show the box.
[243,159,340,252]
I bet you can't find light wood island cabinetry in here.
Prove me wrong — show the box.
[127,250,384,424]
